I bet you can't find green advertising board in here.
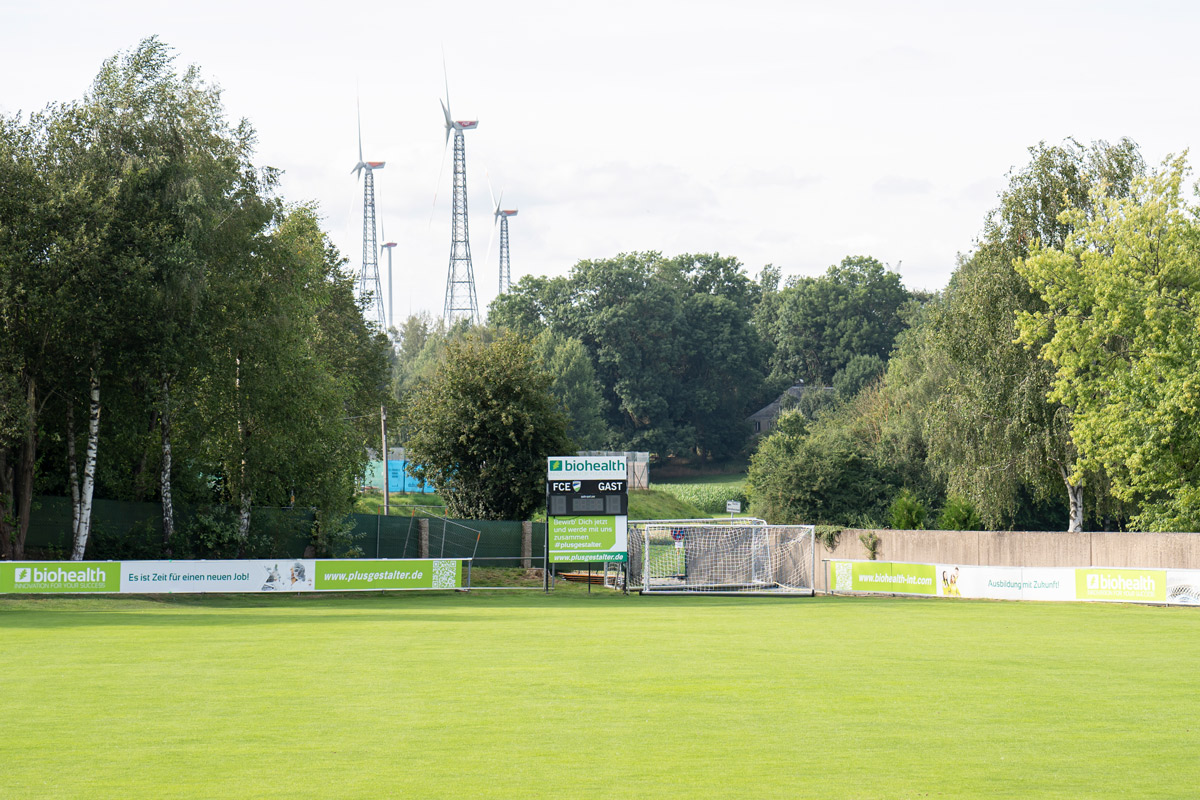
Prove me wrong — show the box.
[548,516,628,563]
[313,559,463,591]
[1076,568,1166,603]
[830,560,937,595]
[0,562,122,593]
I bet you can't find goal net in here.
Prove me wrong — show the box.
[627,519,815,595]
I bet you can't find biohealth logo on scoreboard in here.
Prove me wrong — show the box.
[0,562,121,593]
[546,456,626,480]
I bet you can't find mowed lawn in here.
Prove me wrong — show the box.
[2,589,1197,799]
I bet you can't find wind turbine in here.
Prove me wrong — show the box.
[439,63,480,325]
[353,98,386,330]
[487,182,518,295]
[381,230,397,330]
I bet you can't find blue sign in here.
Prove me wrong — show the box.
[364,460,437,494]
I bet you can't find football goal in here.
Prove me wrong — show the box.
[627,519,815,595]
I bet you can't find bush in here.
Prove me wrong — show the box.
[889,489,927,530]
[748,413,896,526]
[938,496,984,531]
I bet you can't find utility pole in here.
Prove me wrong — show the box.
[381,404,389,517]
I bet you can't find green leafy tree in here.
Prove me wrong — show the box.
[1016,155,1200,531]
[832,354,885,403]
[747,410,895,526]
[746,306,946,529]
[192,204,389,546]
[923,139,1144,531]
[532,330,610,448]
[402,332,572,520]
[490,252,768,460]
[769,256,909,386]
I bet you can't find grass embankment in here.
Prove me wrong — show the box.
[628,488,705,519]
[650,473,750,517]
[353,490,444,515]
[1,593,1195,799]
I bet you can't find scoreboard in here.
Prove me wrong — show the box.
[546,457,629,563]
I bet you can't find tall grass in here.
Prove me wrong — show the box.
[652,482,749,514]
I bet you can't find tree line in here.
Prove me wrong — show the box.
[0,39,390,560]
[750,137,1200,534]
[388,253,922,520]
[10,42,1187,556]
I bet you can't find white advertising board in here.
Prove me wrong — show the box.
[124,560,315,593]
[831,560,1200,606]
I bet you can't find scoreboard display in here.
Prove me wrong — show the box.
[546,479,628,517]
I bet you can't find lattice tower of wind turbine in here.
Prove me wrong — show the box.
[488,183,518,294]
[440,73,479,325]
[381,238,397,330]
[353,100,387,330]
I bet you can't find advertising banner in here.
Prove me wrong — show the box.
[0,562,122,594]
[829,560,936,595]
[313,559,462,590]
[122,560,314,593]
[933,564,1074,602]
[1167,571,1200,605]
[1076,568,1166,603]
[831,560,1198,606]
[0,558,465,594]
[548,516,629,563]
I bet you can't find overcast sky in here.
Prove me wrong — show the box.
[4,0,1198,324]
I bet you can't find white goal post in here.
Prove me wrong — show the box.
[627,519,815,595]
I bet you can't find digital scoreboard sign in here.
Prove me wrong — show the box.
[546,457,628,563]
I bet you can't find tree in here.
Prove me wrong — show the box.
[532,330,610,449]
[191,204,389,546]
[0,113,51,560]
[489,251,769,459]
[73,37,270,554]
[922,139,1144,531]
[746,302,946,529]
[832,354,885,403]
[747,410,895,526]
[1,40,389,559]
[1016,155,1200,531]
[769,256,909,386]
[401,331,572,520]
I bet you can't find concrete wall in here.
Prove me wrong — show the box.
[814,529,1200,592]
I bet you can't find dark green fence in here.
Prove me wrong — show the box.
[21,496,541,566]
[349,511,545,566]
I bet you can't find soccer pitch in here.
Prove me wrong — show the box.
[2,589,1196,799]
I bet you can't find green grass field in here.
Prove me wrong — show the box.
[2,589,1196,799]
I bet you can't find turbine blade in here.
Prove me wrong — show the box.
[429,138,450,228]
[440,98,452,135]
[442,48,451,113]
[357,95,363,163]
[484,215,497,272]
[485,168,498,213]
